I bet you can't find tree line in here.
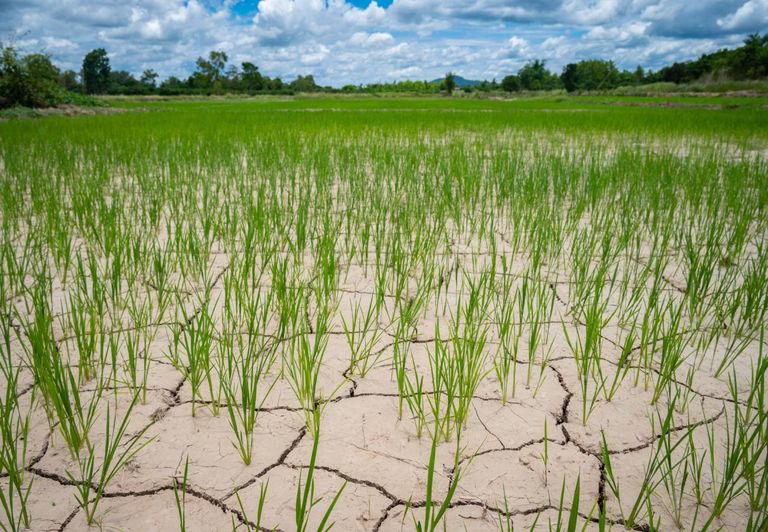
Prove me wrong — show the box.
[500,34,768,93]
[79,48,317,96]
[1,33,766,108]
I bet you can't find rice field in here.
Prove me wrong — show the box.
[1,95,767,531]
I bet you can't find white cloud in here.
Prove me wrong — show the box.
[717,0,768,31]
[0,0,761,86]
[507,36,530,56]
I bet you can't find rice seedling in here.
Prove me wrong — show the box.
[602,402,691,529]
[409,418,465,532]
[173,455,189,532]
[168,302,215,417]
[294,410,346,532]
[234,480,268,531]
[222,331,278,465]
[0,316,34,530]
[341,297,384,377]
[66,394,153,525]
[285,299,343,433]
[493,272,521,403]
[22,283,102,458]
[1,95,766,531]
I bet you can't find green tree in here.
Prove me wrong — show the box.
[0,47,62,107]
[108,70,143,94]
[501,74,520,92]
[241,62,264,91]
[82,48,111,94]
[58,69,80,92]
[290,75,318,92]
[633,65,645,85]
[731,33,768,79]
[444,72,456,95]
[560,60,619,92]
[194,50,228,88]
[518,60,561,90]
[140,69,158,88]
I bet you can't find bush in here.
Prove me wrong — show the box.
[0,47,65,108]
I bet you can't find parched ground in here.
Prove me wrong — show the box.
[3,236,762,532]
[1,99,767,531]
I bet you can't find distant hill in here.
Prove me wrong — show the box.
[430,75,481,87]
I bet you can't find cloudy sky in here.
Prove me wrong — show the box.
[1,0,766,86]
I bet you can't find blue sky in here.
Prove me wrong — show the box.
[1,0,765,86]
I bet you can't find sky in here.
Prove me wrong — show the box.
[1,0,766,86]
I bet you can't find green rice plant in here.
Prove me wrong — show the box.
[393,291,428,419]
[168,302,214,417]
[426,332,453,441]
[402,355,427,438]
[713,323,756,379]
[735,242,768,332]
[65,290,99,384]
[410,418,464,532]
[686,427,707,507]
[603,323,636,402]
[222,333,278,465]
[66,394,153,525]
[493,275,521,403]
[496,486,514,532]
[0,315,34,531]
[525,276,555,389]
[294,409,346,532]
[285,300,342,434]
[22,283,102,458]
[341,297,384,377]
[173,455,189,532]
[123,292,155,403]
[701,361,768,528]
[448,316,489,434]
[234,480,268,531]
[740,354,768,515]
[562,317,603,426]
[658,411,692,529]
[603,403,690,529]
[682,226,720,320]
[651,299,690,405]
[545,474,593,532]
[149,245,172,322]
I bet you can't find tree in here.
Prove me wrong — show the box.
[194,50,228,88]
[241,62,264,91]
[0,47,62,107]
[560,60,619,92]
[108,70,143,94]
[561,63,578,92]
[501,74,520,92]
[731,33,768,79]
[290,75,318,92]
[140,69,158,88]
[58,69,80,92]
[633,65,645,85]
[444,72,456,95]
[518,60,561,91]
[82,48,111,94]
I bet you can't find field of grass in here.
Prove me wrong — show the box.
[1,95,767,531]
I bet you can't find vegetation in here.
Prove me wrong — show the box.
[0,91,767,529]
[2,33,767,110]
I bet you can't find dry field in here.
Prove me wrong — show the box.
[1,97,767,531]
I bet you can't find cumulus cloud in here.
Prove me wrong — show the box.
[717,0,768,31]
[0,0,762,85]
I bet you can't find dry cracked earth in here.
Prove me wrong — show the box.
[2,236,762,532]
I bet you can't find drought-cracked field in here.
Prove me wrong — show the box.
[1,96,767,531]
